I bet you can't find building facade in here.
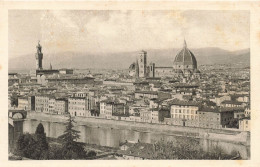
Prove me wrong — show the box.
[35,95,51,113]
[55,99,68,115]
[68,97,90,117]
[128,40,200,79]
[170,101,200,127]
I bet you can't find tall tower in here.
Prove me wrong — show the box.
[138,50,147,78]
[135,57,139,78]
[148,63,155,78]
[35,41,43,70]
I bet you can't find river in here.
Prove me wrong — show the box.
[22,118,250,159]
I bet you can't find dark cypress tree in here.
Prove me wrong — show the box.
[35,123,45,135]
[58,114,86,159]
[33,123,49,159]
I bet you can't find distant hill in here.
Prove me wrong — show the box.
[9,48,250,70]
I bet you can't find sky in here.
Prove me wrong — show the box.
[9,10,250,59]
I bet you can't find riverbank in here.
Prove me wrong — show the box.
[26,112,249,144]
[25,112,250,159]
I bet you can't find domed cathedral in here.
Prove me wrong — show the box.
[128,40,200,81]
[173,40,200,80]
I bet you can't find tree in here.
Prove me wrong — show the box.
[15,133,37,158]
[15,124,49,160]
[58,114,87,159]
[32,123,49,159]
[86,150,97,157]
[151,137,236,160]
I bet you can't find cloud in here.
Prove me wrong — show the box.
[9,10,249,59]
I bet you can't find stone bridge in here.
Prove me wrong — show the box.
[8,109,27,153]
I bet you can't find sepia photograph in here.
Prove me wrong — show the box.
[7,9,251,161]
[0,0,259,165]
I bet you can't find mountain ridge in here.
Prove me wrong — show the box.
[9,47,250,70]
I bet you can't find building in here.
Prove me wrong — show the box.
[140,110,151,123]
[209,95,231,106]
[34,41,74,83]
[221,100,245,108]
[104,102,113,119]
[170,100,200,127]
[55,98,68,115]
[59,68,74,74]
[150,109,159,123]
[68,97,90,117]
[148,63,155,78]
[99,101,107,118]
[8,73,20,86]
[239,117,250,131]
[135,91,158,99]
[128,40,200,79]
[129,51,159,78]
[198,107,222,129]
[28,95,35,111]
[173,40,200,79]
[35,95,52,113]
[46,76,95,85]
[244,106,250,117]
[100,100,127,119]
[18,97,29,110]
[68,92,94,117]
[48,97,56,114]
[154,67,173,77]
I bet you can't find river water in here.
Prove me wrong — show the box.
[23,119,181,147]
[22,119,250,159]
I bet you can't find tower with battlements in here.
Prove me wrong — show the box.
[35,41,43,70]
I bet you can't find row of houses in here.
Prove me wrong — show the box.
[15,91,97,116]
[14,89,250,131]
[96,98,250,131]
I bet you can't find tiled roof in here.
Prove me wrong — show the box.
[221,100,243,105]
[169,99,200,106]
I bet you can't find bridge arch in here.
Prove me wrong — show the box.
[13,113,23,119]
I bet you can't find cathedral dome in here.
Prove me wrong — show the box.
[129,62,136,70]
[173,40,197,69]
[129,62,136,77]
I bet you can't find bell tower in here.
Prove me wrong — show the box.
[138,50,147,78]
[35,40,43,70]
